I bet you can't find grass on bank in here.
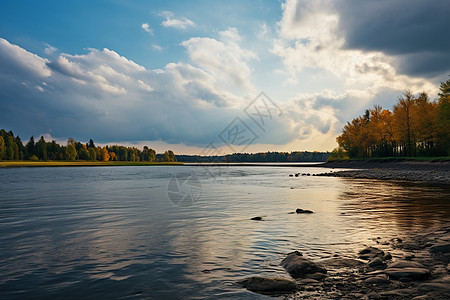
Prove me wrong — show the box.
[0,161,184,168]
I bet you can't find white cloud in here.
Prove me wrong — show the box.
[273,0,437,96]
[0,37,325,151]
[152,44,162,51]
[0,38,253,145]
[160,11,195,29]
[0,38,51,78]
[141,23,153,35]
[0,34,385,153]
[44,43,58,55]
[257,22,271,41]
[181,28,257,93]
[35,85,44,92]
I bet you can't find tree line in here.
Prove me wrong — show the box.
[176,151,331,162]
[0,131,175,162]
[333,78,449,159]
[224,151,330,162]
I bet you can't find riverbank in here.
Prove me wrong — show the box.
[317,159,450,184]
[0,161,183,168]
[240,223,450,299]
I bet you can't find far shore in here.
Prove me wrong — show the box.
[0,161,183,168]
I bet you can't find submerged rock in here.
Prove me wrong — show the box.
[385,267,430,280]
[296,208,314,214]
[281,251,326,278]
[238,277,297,294]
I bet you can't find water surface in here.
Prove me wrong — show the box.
[0,166,449,299]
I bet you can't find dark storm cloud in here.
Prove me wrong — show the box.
[336,0,450,77]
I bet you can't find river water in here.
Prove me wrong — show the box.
[0,166,449,299]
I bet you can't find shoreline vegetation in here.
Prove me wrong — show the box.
[328,78,449,161]
[0,161,183,168]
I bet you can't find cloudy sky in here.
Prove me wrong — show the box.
[0,0,448,154]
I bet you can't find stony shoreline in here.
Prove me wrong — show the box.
[315,160,450,184]
[239,224,450,299]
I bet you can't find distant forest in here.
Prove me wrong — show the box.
[331,78,450,159]
[177,151,331,163]
[0,130,175,162]
[0,129,330,163]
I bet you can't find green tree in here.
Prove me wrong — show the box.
[163,150,175,162]
[26,136,35,159]
[88,139,95,148]
[78,146,90,160]
[5,135,15,160]
[14,136,25,160]
[65,144,77,160]
[437,78,450,155]
[328,147,348,161]
[163,151,170,162]
[142,146,156,162]
[35,136,48,160]
[0,136,5,160]
[88,148,97,161]
[168,150,175,162]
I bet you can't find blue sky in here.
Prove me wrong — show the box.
[0,0,449,154]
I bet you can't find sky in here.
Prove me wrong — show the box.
[0,0,449,154]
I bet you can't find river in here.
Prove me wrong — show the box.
[0,166,449,299]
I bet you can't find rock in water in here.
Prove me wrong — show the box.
[296,208,314,214]
[281,251,327,278]
[382,260,430,281]
[364,275,390,285]
[358,247,384,260]
[368,257,385,267]
[387,260,426,269]
[384,267,430,280]
[238,277,297,294]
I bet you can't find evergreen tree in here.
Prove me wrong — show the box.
[26,136,35,159]
[88,139,95,148]
[35,136,48,160]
